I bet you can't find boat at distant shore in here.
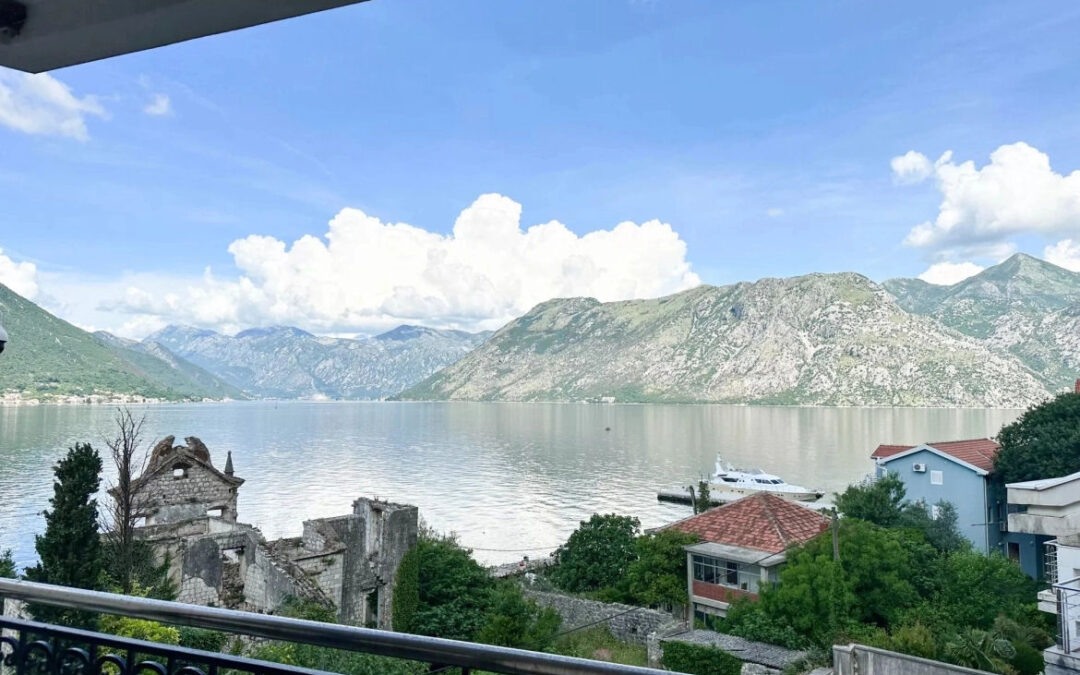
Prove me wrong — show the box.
[708,456,823,501]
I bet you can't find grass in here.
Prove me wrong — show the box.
[549,626,649,668]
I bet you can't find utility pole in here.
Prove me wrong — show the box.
[831,511,841,562]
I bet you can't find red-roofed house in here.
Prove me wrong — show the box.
[870,439,1006,559]
[666,493,831,624]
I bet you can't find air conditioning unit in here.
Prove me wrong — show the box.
[913,463,927,473]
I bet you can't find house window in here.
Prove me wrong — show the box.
[930,470,943,485]
[692,555,759,592]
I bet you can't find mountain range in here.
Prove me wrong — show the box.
[0,282,488,402]
[401,254,1080,407]
[4,253,1080,407]
[0,283,238,401]
[146,324,491,399]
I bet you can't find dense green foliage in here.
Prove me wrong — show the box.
[721,513,1048,675]
[0,549,14,578]
[100,614,181,644]
[251,599,423,675]
[837,474,969,553]
[391,534,561,650]
[406,534,494,642]
[836,474,906,527]
[995,392,1080,483]
[102,540,177,600]
[476,582,561,649]
[24,443,105,627]
[661,641,742,675]
[391,540,421,632]
[620,529,699,607]
[550,514,640,593]
[177,627,229,653]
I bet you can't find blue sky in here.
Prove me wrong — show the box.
[2,0,1080,336]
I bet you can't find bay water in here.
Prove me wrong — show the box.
[0,401,1020,569]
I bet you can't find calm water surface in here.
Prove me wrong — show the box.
[0,401,1020,568]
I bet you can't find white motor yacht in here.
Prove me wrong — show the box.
[709,456,823,501]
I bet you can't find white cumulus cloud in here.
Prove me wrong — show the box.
[917,261,985,286]
[143,93,171,116]
[1045,239,1080,272]
[901,142,1080,252]
[0,68,106,140]
[890,150,934,184]
[113,193,701,334]
[0,249,39,300]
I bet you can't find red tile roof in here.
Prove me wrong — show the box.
[871,438,1000,472]
[667,493,831,554]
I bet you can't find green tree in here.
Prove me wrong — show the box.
[550,514,640,593]
[802,519,922,627]
[757,551,854,647]
[995,392,1080,484]
[835,474,906,527]
[25,443,105,627]
[103,540,176,600]
[0,549,15,578]
[935,552,1038,630]
[898,501,970,554]
[622,529,698,608]
[409,534,494,642]
[944,628,1017,674]
[476,582,561,650]
[692,480,711,515]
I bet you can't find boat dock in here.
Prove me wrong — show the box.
[657,486,835,510]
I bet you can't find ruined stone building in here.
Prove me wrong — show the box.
[131,436,418,629]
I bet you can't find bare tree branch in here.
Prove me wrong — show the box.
[104,406,148,594]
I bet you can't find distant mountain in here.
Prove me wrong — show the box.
[93,332,245,400]
[0,284,239,401]
[146,324,491,399]
[885,254,1080,389]
[400,272,1049,407]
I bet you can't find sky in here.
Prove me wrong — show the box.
[2,0,1080,338]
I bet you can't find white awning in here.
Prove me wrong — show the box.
[685,541,787,567]
[0,0,370,73]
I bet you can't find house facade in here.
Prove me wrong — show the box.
[871,439,1002,556]
[666,493,831,626]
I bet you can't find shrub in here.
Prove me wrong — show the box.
[662,641,742,675]
[550,514,640,593]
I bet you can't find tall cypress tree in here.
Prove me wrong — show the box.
[25,442,104,627]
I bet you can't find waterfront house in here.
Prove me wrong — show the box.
[666,492,831,626]
[871,438,1005,557]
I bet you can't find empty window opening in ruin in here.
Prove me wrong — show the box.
[206,506,225,518]
[172,463,191,478]
[365,588,379,628]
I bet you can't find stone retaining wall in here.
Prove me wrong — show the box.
[522,589,674,646]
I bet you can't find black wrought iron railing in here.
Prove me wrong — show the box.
[0,579,671,675]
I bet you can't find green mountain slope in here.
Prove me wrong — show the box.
[886,254,1080,389]
[94,332,244,400]
[401,273,1049,407]
[0,283,236,401]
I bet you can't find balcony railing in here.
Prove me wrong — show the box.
[0,579,673,675]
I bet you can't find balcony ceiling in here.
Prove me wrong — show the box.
[0,0,370,73]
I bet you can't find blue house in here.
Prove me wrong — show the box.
[871,439,1003,557]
